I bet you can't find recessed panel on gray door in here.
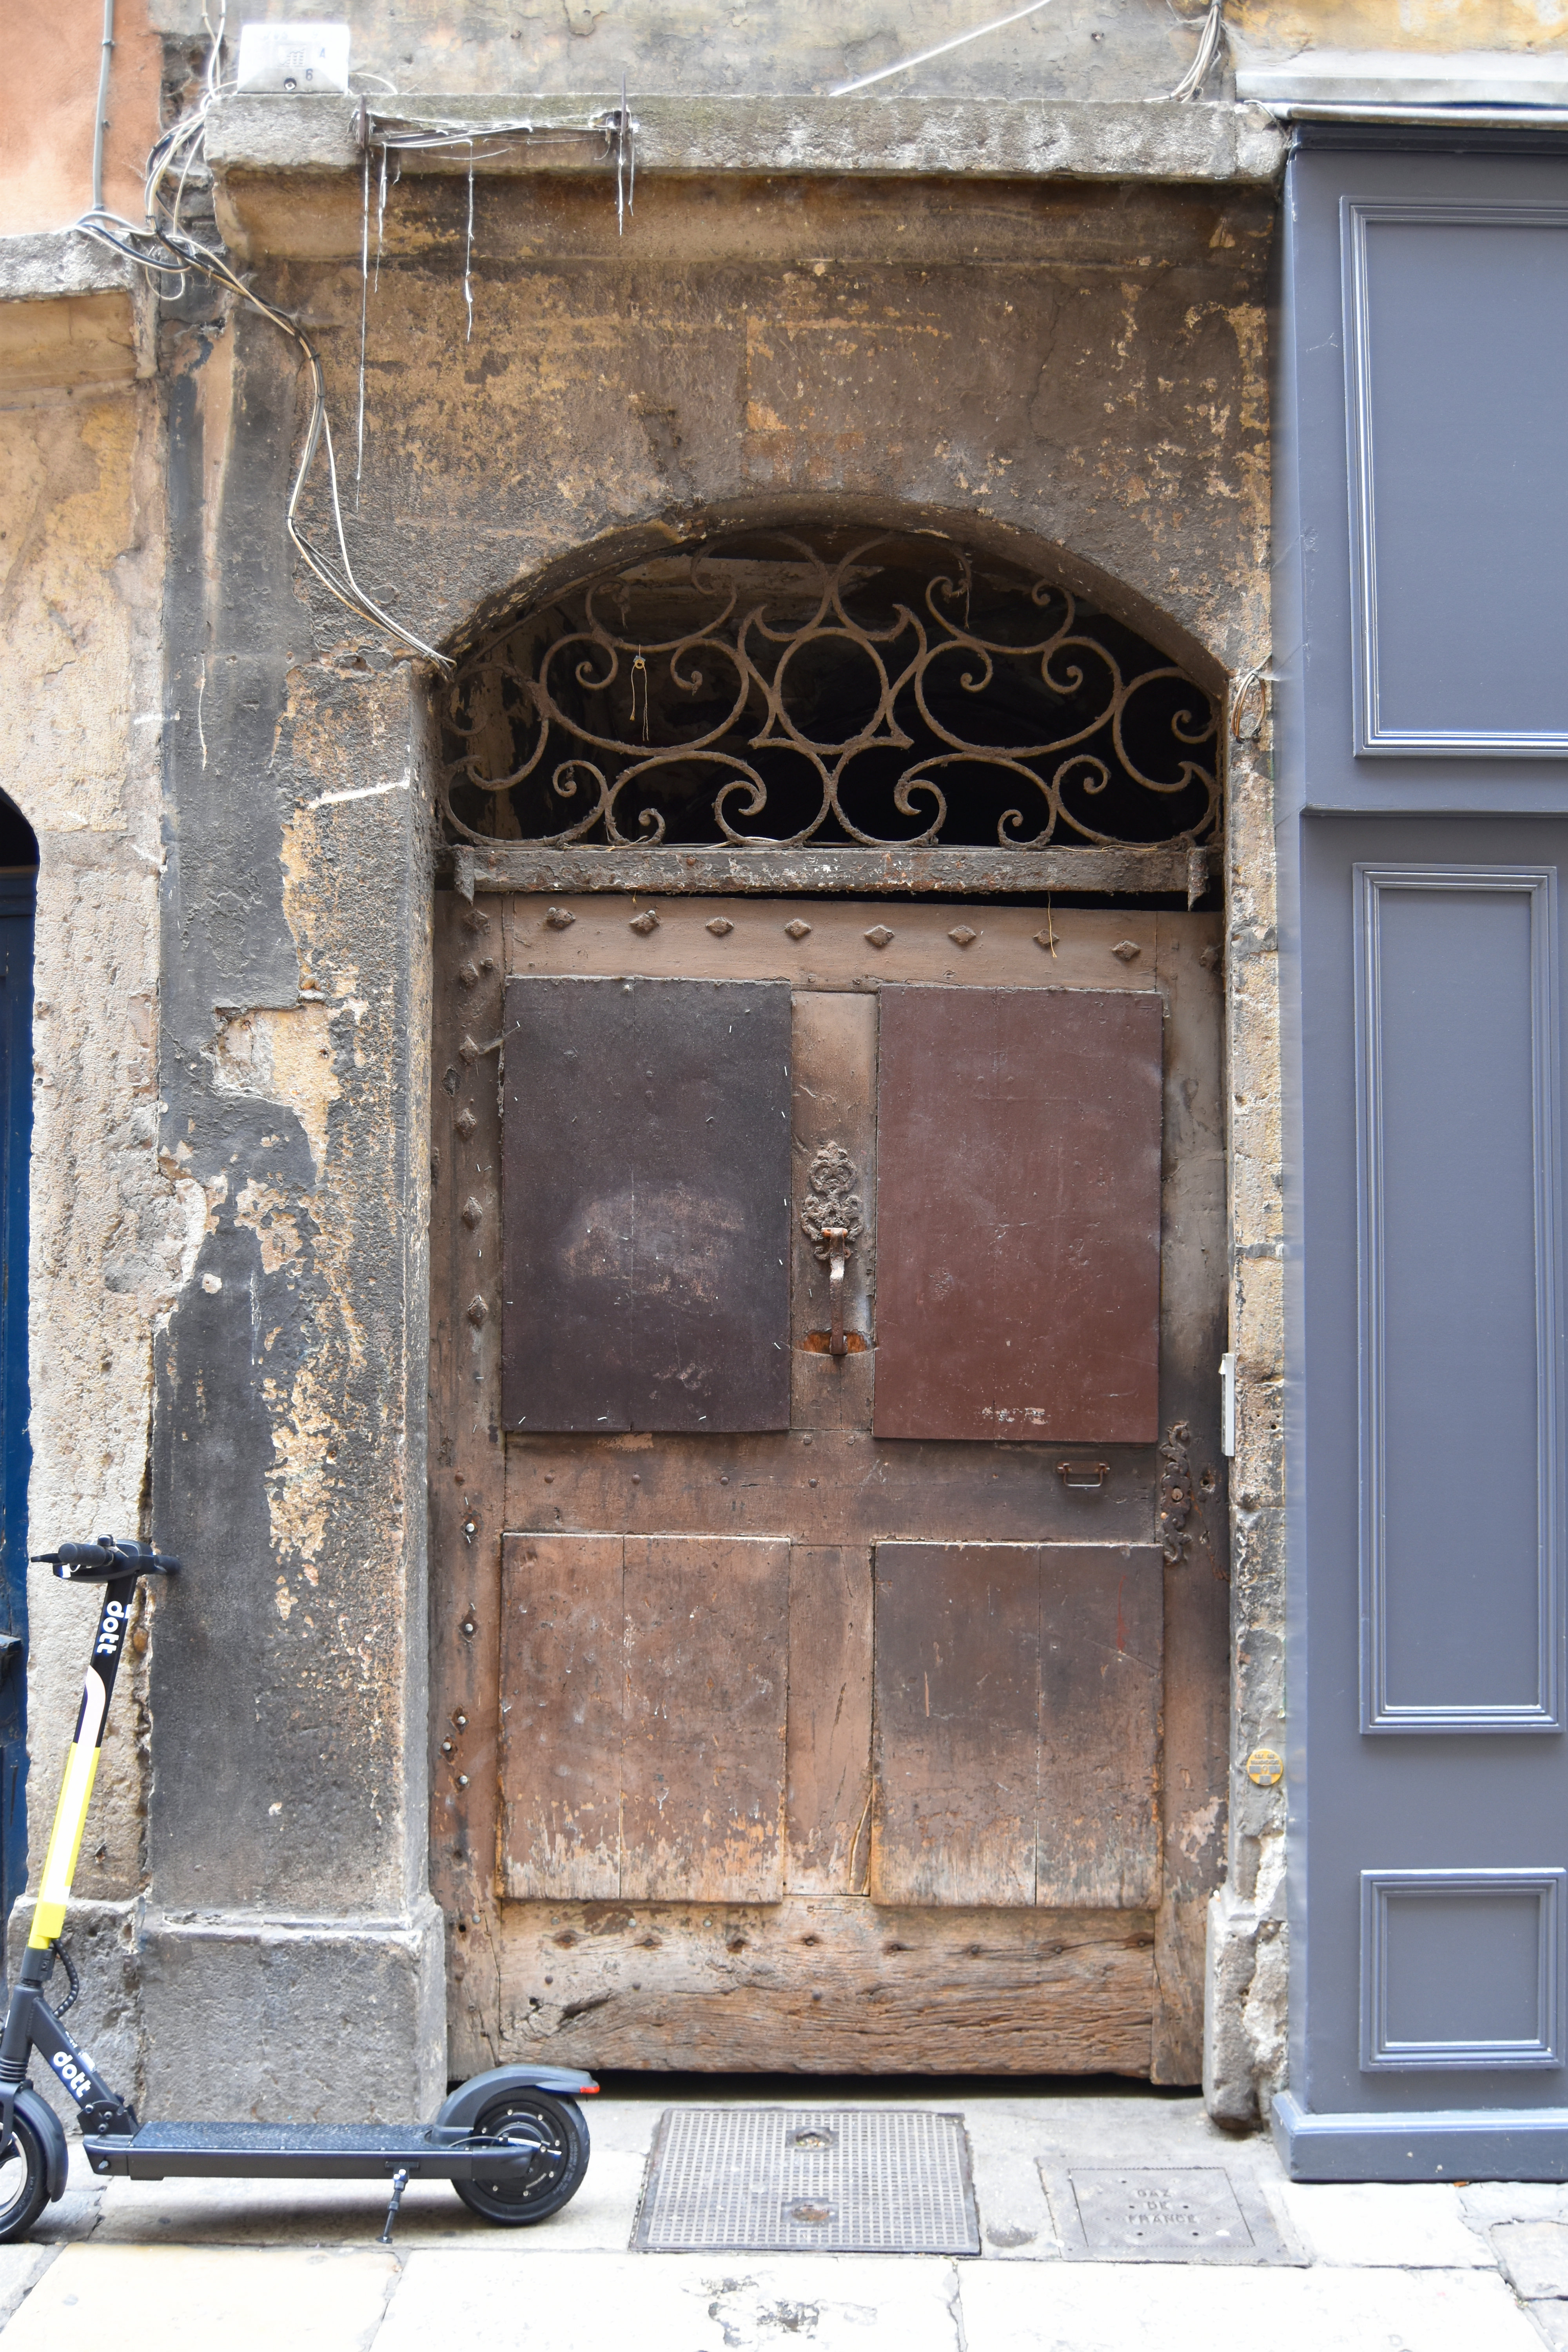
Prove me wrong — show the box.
[1356,865,1563,1732]
[1360,1869,1566,2071]
[1345,204,1568,753]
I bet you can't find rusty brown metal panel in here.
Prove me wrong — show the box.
[498,1533,624,1901]
[621,1535,790,1902]
[786,1545,873,1894]
[501,976,791,1432]
[870,1542,1039,1908]
[873,987,1164,1444]
[1038,1544,1164,1909]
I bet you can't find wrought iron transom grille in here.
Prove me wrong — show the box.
[439,527,1218,853]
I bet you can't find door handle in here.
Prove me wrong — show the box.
[821,1227,850,1358]
[800,1143,864,1363]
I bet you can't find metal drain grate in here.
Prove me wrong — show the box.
[634,2109,980,2254]
[1039,2165,1302,2265]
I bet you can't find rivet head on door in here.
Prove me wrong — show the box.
[1112,939,1142,963]
[629,909,660,935]
[1245,1748,1284,1788]
[706,917,734,936]
[785,918,812,940]
[864,925,895,949]
[948,926,978,947]
[544,907,575,930]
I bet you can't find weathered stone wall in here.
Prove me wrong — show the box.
[0,263,167,2109]
[147,0,1568,104]
[5,0,1305,2122]
[178,145,1276,2110]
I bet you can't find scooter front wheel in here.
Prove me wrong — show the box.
[453,2089,589,2226]
[0,2111,52,2245]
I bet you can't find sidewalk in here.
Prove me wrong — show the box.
[0,2075,1562,2351]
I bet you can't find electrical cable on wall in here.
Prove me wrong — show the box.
[75,7,638,673]
[1167,0,1227,101]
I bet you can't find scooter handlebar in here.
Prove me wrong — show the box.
[31,1539,181,1580]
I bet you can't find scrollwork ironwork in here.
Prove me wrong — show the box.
[439,527,1218,853]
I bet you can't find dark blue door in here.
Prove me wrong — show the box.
[0,865,35,1935]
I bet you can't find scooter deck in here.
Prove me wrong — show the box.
[82,2120,534,2182]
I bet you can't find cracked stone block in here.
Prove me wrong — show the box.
[1494,2220,1568,2299]
[1528,2300,1568,2352]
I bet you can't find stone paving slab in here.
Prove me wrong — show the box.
[376,2249,964,2352]
[3,2086,1568,2348]
[80,2145,650,2250]
[0,2244,398,2352]
[960,2259,1544,2352]
[1494,2220,1568,2299]
[1271,2180,1495,2267]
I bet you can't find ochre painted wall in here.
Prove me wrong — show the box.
[0,0,163,236]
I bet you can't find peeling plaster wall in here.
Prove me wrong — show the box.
[156,154,1279,2107]
[10,2,1297,2118]
[0,362,168,2101]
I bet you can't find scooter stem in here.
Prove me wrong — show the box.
[26,1576,138,1952]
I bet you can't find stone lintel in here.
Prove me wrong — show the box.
[0,230,152,393]
[447,843,1207,901]
[205,90,1287,190]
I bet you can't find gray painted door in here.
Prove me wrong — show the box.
[1276,134,1568,2178]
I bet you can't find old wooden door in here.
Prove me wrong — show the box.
[431,891,1227,2079]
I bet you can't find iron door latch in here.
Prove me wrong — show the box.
[800,1142,864,1359]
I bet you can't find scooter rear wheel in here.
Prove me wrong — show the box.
[453,2089,589,2226]
[0,2111,51,2245]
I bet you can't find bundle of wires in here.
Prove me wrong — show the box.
[76,3,453,670]
[1167,0,1227,103]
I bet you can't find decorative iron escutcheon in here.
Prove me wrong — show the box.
[800,1143,864,1360]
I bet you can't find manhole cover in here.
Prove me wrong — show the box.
[634,2109,980,2254]
[1039,2166,1302,2266]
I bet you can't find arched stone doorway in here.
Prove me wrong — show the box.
[428,520,1230,2081]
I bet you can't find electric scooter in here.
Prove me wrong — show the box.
[0,1537,597,2245]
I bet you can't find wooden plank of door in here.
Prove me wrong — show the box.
[870,1542,1040,1907]
[786,1544,873,1893]
[1037,1543,1164,1908]
[501,976,791,1432]
[621,1534,790,1902]
[498,1533,624,1900]
[873,987,1164,1443]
